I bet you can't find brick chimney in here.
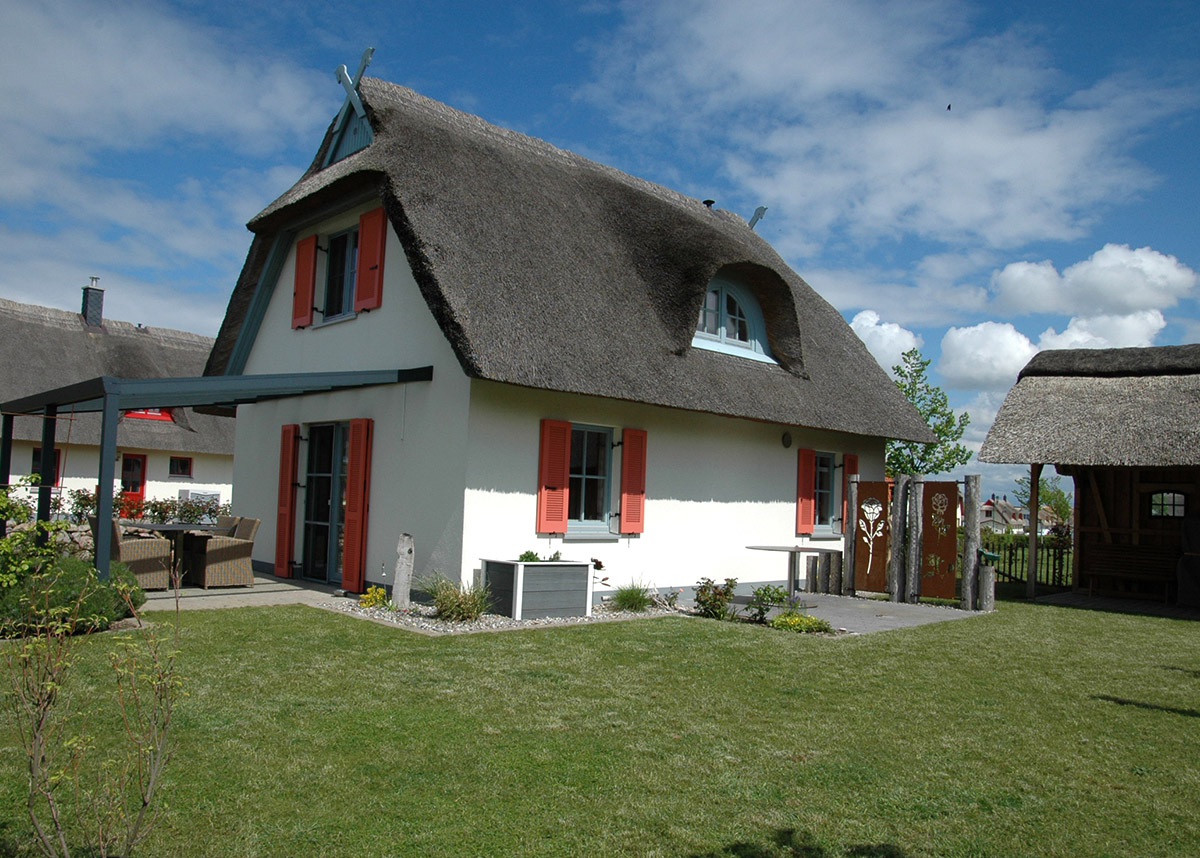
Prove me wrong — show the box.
[81,276,104,328]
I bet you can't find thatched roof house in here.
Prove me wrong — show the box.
[981,345,1200,603]
[203,72,935,595]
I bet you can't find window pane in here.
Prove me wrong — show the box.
[585,431,607,476]
[725,294,749,342]
[583,477,605,521]
[568,475,583,520]
[326,233,348,316]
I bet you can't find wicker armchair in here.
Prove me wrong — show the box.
[183,517,259,588]
[88,517,172,591]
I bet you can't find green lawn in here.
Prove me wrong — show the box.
[3,601,1199,857]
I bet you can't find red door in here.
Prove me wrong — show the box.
[121,454,147,517]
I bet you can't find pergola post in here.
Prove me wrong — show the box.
[94,397,120,580]
[35,405,57,546]
[0,412,13,538]
[1027,462,1042,599]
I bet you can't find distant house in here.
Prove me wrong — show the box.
[980,495,1026,533]
[0,289,234,512]
[981,345,1200,603]
[204,73,933,595]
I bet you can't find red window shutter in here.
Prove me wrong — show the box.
[292,235,317,328]
[275,424,301,577]
[619,428,648,534]
[796,448,816,535]
[353,207,387,312]
[536,419,571,533]
[342,417,374,594]
[841,454,859,534]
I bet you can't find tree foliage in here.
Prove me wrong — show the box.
[885,348,972,477]
[1014,473,1073,523]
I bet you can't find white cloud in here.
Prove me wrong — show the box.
[587,0,1187,256]
[1037,310,1165,350]
[849,311,922,374]
[937,321,1039,390]
[992,244,1197,315]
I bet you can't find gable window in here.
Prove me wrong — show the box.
[1150,492,1186,518]
[169,456,193,478]
[324,227,359,319]
[692,278,773,362]
[31,447,61,486]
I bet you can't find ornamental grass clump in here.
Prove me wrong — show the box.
[611,581,654,612]
[422,575,491,622]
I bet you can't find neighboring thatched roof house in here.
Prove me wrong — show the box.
[0,294,234,455]
[981,345,1200,604]
[208,77,932,444]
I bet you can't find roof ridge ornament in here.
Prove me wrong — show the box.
[334,47,375,124]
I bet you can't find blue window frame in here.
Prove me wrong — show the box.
[693,278,773,361]
[323,227,359,320]
[568,425,612,534]
[814,452,835,530]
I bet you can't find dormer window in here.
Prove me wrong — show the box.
[692,278,773,362]
[324,226,359,319]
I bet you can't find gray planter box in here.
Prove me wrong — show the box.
[481,559,594,619]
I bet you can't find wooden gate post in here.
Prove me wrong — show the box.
[906,476,924,603]
[807,556,819,593]
[887,475,909,602]
[842,475,858,595]
[962,475,981,610]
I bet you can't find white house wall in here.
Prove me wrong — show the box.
[460,381,885,594]
[234,199,473,583]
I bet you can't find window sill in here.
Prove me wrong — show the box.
[312,311,359,329]
[690,336,776,364]
[562,531,621,542]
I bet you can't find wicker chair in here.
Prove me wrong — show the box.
[88,517,172,591]
[183,517,259,588]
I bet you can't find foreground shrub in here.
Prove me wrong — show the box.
[769,610,834,634]
[422,575,491,621]
[744,584,788,623]
[693,577,738,620]
[0,558,144,636]
[611,581,653,612]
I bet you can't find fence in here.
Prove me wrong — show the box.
[981,532,1073,588]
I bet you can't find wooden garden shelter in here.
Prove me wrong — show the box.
[980,345,1200,604]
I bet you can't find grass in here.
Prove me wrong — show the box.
[2,601,1199,857]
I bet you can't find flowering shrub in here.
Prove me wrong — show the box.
[693,577,738,620]
[769,610,834,634]
[744,584,788,624]
[359,585,391,609]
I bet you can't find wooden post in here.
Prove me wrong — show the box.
[392,533,414,608]
[906,476,924,603]
[888,475,909,602]
[979,564,996,611]
[843,475,858,595]
[830,552,843,595]
[962,475,981,610]
[807,556,819,593]
[1027,463,1042,600]
[817,554,831,593]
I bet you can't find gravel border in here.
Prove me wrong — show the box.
[320,600,688,635]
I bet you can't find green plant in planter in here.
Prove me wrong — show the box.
[518,550,541,563]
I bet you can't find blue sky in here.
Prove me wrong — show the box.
[2,0,1197,499]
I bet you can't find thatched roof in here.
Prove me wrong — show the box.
[208,77,933,443]
[0,298,235,454]
[980,344,1200,467]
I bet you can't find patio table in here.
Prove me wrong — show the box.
[747,544,844,594]
[120,521,222,582]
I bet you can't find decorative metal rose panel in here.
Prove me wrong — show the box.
[921,481,958,599]
[854,482,890,593]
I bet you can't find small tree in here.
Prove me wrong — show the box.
[886,348,972,477]
[1014,473,1073,524]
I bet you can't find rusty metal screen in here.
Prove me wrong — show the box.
[921,481,958,599]
[854,482,890,593]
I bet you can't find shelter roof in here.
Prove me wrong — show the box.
[980,345,1200,467]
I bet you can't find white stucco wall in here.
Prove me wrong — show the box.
[234,199,473,584]
[459,381,885,594]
